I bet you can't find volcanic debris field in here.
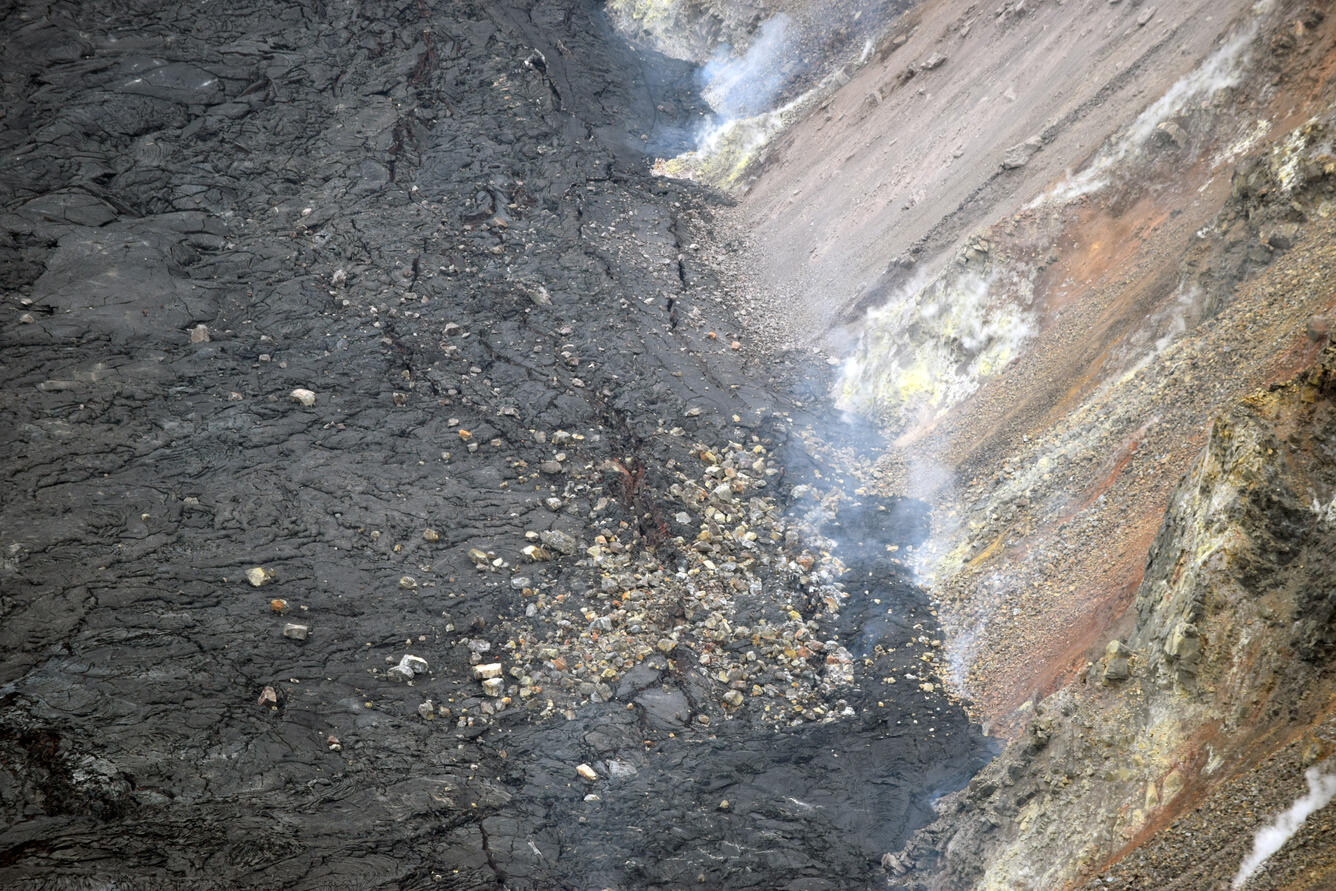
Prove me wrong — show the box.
[0,0,991,888]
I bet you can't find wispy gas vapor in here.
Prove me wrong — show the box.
[836,266,1035,432]
[1032,7,1266,207]
[699,15,792,120]
[1232,765,1336,888]
[694,14,794,152]
[896,452,956,580]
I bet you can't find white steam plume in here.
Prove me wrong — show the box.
[1031,8,1265,208]
[696,15,793,148]
[836,265,1036,432]
[1232,765,1336,889]
[898,452,957,583]
[699,15,791,118]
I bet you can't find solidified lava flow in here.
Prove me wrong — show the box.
[0,1,989,888]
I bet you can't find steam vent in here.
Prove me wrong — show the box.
[6,0,1336,887]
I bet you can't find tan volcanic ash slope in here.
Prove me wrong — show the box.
[695,0,1336,886]
[734,0,1261,346]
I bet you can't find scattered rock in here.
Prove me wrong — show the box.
[1153,120,1186,149]
[881,852,908,875]
[605,759,637,780]
[576,763,597,781]
[246,566,274,587]
[1262,222,1300,251]
[522,282,552,305]
[539,529,577,554]
[289,388,317,407]
[282,623,309,641]
[257,685,279,707]
[1001,136,1043,170]
[387,654,428,682]
[1307,313,1335,342]
[1102,640,1131,684]
[521,544,551,562]
[188,324,210,343]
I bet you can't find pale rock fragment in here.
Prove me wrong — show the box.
[472,663,503,680]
